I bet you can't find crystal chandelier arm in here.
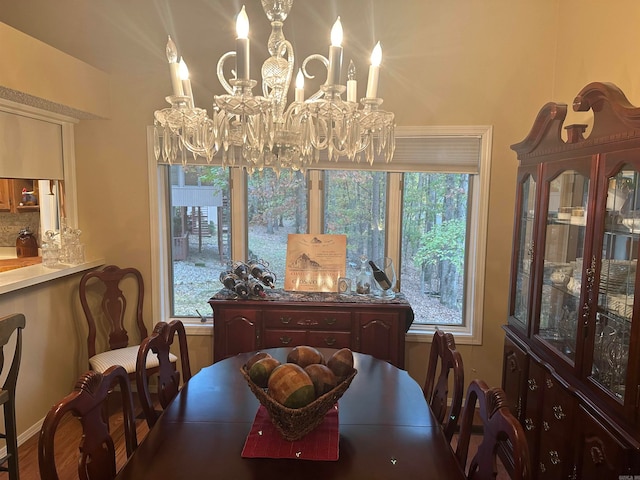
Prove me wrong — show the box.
[217,51,238,95]
[302,54,329,101]
[261,39,294,122]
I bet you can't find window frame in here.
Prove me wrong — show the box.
[148,125,492,344]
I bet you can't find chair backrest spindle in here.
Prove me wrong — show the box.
[38,366,138,480]
[423,329,464,442]
[136,320,192,428]
[455,379,531,480]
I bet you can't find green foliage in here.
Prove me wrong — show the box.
[414,218,466,271]
[191,166,228,189]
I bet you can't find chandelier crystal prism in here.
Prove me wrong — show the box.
[153,0,395,173]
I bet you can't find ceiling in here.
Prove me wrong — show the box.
[0,1,385,81]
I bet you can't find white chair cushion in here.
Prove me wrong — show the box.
[89,345,177,374]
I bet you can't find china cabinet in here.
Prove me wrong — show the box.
[209,290,413,368]
[504,82,640,478]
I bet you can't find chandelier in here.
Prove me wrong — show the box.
[153,0,395,174]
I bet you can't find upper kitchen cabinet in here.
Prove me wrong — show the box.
[505,83,640,477]
[0,178,40,213]
[0,180,10,212]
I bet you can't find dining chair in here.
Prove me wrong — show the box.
[423,329,465,443]
[79,265,166,379]
[0,313,26,480]
[136,320,192,428]
[38,365,138,480]
[455,379,531,480]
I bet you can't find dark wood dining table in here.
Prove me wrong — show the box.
[115,347,466,479]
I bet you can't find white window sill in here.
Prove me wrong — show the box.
[182,321,213,336]
[0,258,105,295]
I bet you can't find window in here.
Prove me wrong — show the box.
[324,170,387,278]
[149,126,491,343]
[247,169,307,285]
[401,172,470,327]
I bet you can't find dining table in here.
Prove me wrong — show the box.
[115,347,466,480]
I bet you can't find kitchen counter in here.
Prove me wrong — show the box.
[0,256,42,273]
[0,247,104,295]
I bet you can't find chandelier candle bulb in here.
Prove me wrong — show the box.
[166,35,184,96]
[295,68,304,102]
[366,42,382,98]
[347,60,357,102]
[179,58,194,107]
[326,17,343,86]
[235,5,250,80]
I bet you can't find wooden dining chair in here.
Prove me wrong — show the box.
[455,379,531,480]
[79,265,167,379]
[38,365,138,480]
[136,320,192,428]
[423,329,465,442]
[0,313,26,480]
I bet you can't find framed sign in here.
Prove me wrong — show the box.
[284,234,347,292]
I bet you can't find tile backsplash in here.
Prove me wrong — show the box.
[0,212,41,246]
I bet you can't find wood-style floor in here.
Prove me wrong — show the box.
[0,404,506,480]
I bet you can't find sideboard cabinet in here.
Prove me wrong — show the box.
[209,290,413,368]
[504,82,640,478]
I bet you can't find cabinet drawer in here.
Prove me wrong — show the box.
[263,330,307,347]
[538,373,574,478]
[307,331,351,349]
[576,405,636,479]
[263,310,351,330]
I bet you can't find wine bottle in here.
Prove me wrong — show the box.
[231,260,249,280]
[233,280,249,298]
[219,271,238,290]
[219,271,249,297]
[247,278,267,298]
[248,261,276,288]
[368,260,392,290]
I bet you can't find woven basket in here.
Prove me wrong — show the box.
[241,365,357,441]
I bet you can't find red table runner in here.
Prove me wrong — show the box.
[241,404,339,461]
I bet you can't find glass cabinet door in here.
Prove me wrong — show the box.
[590,166,638,402]
[510,170,537,331]
[538,169,590,363]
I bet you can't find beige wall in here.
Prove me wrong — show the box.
[0,23,110,118]
[4,0,640,444]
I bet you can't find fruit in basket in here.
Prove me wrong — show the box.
[287,345,325,368]
[245,351,272,370]
[268,363,316,408]
[248,357,281,388]
[304,364,338,397]
[327,348,354,380]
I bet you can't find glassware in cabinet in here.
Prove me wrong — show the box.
[537,168,591,363]
[510,168,538,333]
[589,166,639,402]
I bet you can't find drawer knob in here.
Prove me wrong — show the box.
[528,379,538,391]
[542,421,550,432]
[279,335,292,345]
[280,316,292,324]
[553,405,565,420]
[549,450,561,465]
[296,319,319,326]
[524,418,535,431]
[324,337,337,346]
[325,317,337,325]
